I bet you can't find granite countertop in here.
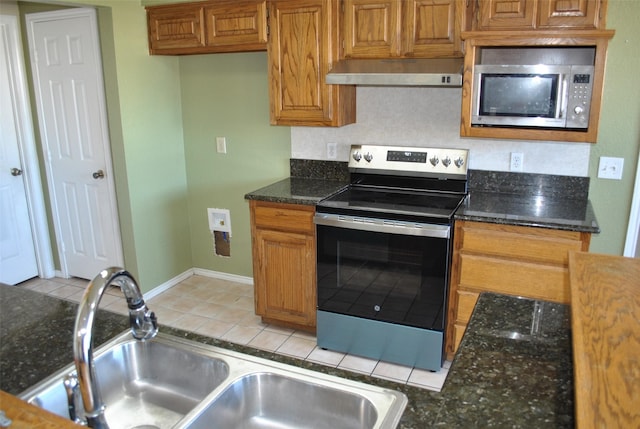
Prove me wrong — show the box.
[244,177,347,206]
[245,163,599,233]
[1,285,572,428]
[455,192,600,233]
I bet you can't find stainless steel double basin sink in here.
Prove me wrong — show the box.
[20,331,407,429]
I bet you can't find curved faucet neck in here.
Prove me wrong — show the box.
[73,267,158,428]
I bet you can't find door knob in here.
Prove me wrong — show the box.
[11,168,23,176]
[92,169,105,179]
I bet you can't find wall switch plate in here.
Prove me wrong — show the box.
[510,152,523,172]
[216,137,227,154]
[327,142,337,160]
[598,156,624,180]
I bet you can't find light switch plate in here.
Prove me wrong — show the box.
[598,156,624,180]
[216,137,227,154]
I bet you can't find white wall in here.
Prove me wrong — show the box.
[291,87,591,177]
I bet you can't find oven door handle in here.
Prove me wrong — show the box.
[314,213,450,239]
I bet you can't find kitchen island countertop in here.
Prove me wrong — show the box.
[1,285,572,428]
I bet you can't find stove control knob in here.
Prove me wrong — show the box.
[429,156,439,166]
[352,151,362,162]
[364,152,373,162]
[442,156,451,167]
[454,157,465,168]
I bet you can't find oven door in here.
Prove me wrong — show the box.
[315,213,451,331]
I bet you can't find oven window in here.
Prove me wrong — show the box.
[316,225,449,331]
[479,73,558,117]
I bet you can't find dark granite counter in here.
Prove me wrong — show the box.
[245,162,599,233]
[437,293,573,428]
[455,191,600,233]
[1,285,572,428]
[244,177,347,206]
[460,169,600,233]
[244,159,349,205]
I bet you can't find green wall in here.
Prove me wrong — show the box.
[588,0,640,255]
[179,52,290,277]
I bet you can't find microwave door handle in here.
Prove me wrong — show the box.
[558,74,569,120]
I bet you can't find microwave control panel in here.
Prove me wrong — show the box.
[566,66,594,129]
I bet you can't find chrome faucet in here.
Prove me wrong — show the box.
[68,267,158,428]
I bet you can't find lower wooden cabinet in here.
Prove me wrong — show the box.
[445,220,591,358]
[249,200,316,331]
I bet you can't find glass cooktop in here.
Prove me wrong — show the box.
[317,186,466,220]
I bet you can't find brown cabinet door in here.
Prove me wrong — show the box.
[268,0,355,126]
[147,5,205,53]
[537,0,603,29]
[253,228,316,327]
[204,1,267,51]
[251,201,317,329]
[476,0,537,30]
[343,0,402,58]
[403,0,464,57]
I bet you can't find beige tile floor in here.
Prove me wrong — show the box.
[20,274,450,392]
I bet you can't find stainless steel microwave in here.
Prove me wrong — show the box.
[471,64,595,130]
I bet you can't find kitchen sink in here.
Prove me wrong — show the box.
[21,333,230,429]
[186,373,379,429]
[21,331,407,429]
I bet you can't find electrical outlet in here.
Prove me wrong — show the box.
[598,156,624,180]
[510,152,523,172]
[216,137,227,154]
[327,142,337,160]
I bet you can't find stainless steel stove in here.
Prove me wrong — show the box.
[314,145,469,371]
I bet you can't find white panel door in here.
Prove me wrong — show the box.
[0,17,38,285]
[27,8,123,280]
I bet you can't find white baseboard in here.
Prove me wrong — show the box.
[143,268,254,300]
[192,268,254,285]
[143,268,195,300]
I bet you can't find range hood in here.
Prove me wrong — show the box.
[326,58,464,87]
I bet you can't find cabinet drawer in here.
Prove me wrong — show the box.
[252,202,315,233]
[456,291,479,324]
[460,222,584,265]
[459,254,569,303]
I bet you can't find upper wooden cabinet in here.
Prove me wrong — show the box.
[343,0,468,58]
[147,0,267,55]
[473,0,607,31]
[267,0,356,126]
